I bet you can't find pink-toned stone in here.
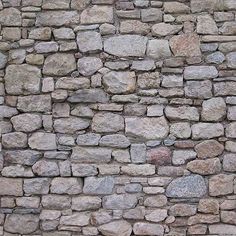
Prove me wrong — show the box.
[147,147,171,166]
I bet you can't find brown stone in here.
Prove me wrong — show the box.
[198,198,219,214]
[147,147,171,166]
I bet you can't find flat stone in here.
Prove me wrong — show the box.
[103,71,136,94]
[0,106,18,118]
[42,194,71,209]
[144,195,167,207]
[192,123,224,140]
[4,214,39,234]
[29,27,52,40]
[77,57,103,76]
[43,53,76,76]
[152,23,182,37]
[71,0,90,10]
[121,164,155,176]
[72,163,98,177]
[104,35,148,57]
[198,198,219,214]
[209,224,236,235]
[72,196,101,211]
[166,175,207,198]
[2,132,27,149]
[214,82,236,96]
[206,51,225,64]
[5,64,41,95]
[223,154,236,172]
[170,122,191,139]
[228,106,236,120]
[28,132,57,150]
[60,212,90,227]
[81,5,113,24]
[190,0,224,13]
[185,80,212,99]
[141,8,162,22]
[133,222,164,236]
[221,210,236,224]
[145,209,168,223]
[53,27,75,39]
[219,22,236,35]
[169,204,197,217]
[32,160,59,176]
[161,75,183,88]
[71,146,111,163]
[56,77,89,90]
[197,15,218,35]
[76,133,101,146]
[226,52,236,69]
[120,20,150,35]
[164,1,190,13]
[42,0,70,9]
[165,106,199,121]
[0,178,23,196]
[147,39,171,59]
[125,117,169,140]
[99,134,130,148]
[24,178,51,194]
[172,150,197,165]
[170,33,201,57]
[147,147,171,166]
[0,7,21,26]
[184,66,218,80]
[130,143,146,163]
[83,176,114,195]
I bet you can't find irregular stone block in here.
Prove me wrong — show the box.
[72,196,101,211]
[60,212,90,227]
[32,160,59,176]
[147,39,171,59]
[99,134,130,148]
[24,178,51,195]
[121,164,155,176]
[0,178,23,196]
[28,132,56,150]
[184,66,218,80]
[165,106,199,121]
[0,7,21,26]
[133,222,164,236]
[2,132,27,149]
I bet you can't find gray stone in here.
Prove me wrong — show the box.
[42,194,71,209]
[141,8,162,22]
[223,154,236,172]
[53,27,75,39]
[0,52,7,69]
[72,196,101,211]
[185,80,212,99]
[161,75,183,88]
[197,15,218,35]
[2,165,33,177]
[130,143,146,163]
[133,222,164,236]
[131,60,155,71]
[60,212,90,227]
[5,64,41,95]
[166,175,207,198]
[164,1,190,13]
[83,176,114,195]
[77,57,103,76]
[165,106,199,121]
[206,51,225,64]
[170,122,191,139]
[24,178,51,194]
[103,71,136,94]
[121,164,155,176]
[56,77,90,90]
[29,27,52,40]
[104,35,148,57]
[214,82,236,96]
[71,105,94,118]
[76,133,101,146]
[2,132,27,149]
[72,163,98,177]
[42,0,70,9]
[0,105,18,118]
[219,22,236,35]
[228,106,236,120]
[152,23,182,37]
[0,7,21,26]
[145,209,168,223]
[32,160,59,176]
[71,0,90,10]
[147,39,171,59]
[226,52,236,68]
[209,224,236,235]
[0,178,23,196]
[99,134,130,148]
[172,150,197,165]
[35,41,59,53]
[120,20,150,35]
[0,121,12,134]
[184,66,218,80]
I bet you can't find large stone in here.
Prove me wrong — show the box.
[120,20,150,35]
[164,1,190,13]
[192,123,224,140]
[32,160,59,176]
[4,214,39,234]
[0,178,23,196]
[77,57,103,76]
[81,5,113,24]
[133,222,164,236]
[28,132,57,150]
[24,178,51,194]
[98,220,132,236]
[214,82,236,96]
[147,39,171,59]
[185,80,212,99]
[4,64,41,95]
[11,114,42,132]
[36,11,80,26]
[0,106,18,118]
[184,66,218,80]
[71,147,112,163]
[17,95,51,112]
[92,112,124,133]
[198,198,219,214]
[169,33,201,57]
[42,194,71,209]
[0,7,21,26]
[152,23,182,37]
[197,15,218,35]
[72,196,101,211]
[2,132,27,149]
[104,35,148,57]
[43,53,76,76]
[103,71,136,94]
[83,176,114,195]
[191,0,224,13]
[77,31,103,53]
[121,164,155,176]
[125,117,169,140]
[99,134,130,148]
[165,106,199,121]
[201,97,226,121]
[223,154,236,172]
[166,175,207,198]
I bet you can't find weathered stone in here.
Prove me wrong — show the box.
[0,52,7,69]
[209,224,236,235]
[147,147,171,166]
[42,0,70,9]
[23,178,51,194]
[2,132,27,149]
[56,77,89,90]
[192,123,224,140]
[0,106,18,118]
[133,222,164,236]
[72,163,98,177]
[198,198,219,214]
[170,122,191,139]
[32,160,59,176]
[197,15,218,35]
[145,209,167,223]
[195,140,224,158]
[214,82,236,96]
[161,75,183,88]
[4,214,39,234]
[92,112,124,133]
[81,5,113,24]
[221,211,236,225]
[226,122,236,138]
[2,166,31,177]
[223,154,236,172]
[152,23,182,37]
[190,0,224,13]
[147,39,171,59]
[138,72,160,89]
[185,80,212,99]
[206,51,225,64]
[125,117,169,140]
[43,53,76,76]
[170,33,201,57]
[169,204,197,216]
[5,64,41,95]
[99,134,130,148]
[144,195,167,207]
[172,150,197,165]
[0,178,23,196]
[42,194,71,209]
[104,35,148,57]
[120,20,150,35]
[121,164,155,176]
[71,0,90,10]
[147,105,164,117]
[98,220,132,236]
[188,213,220,225]
[209,174,234,196]
[166,175,207,198]
[164,1,190,13]
[165,106,199,121]
[103,71,136,94]
[60,212,90,226]
[220,22,236,35]
[130,143,146,163]
[78,57,103,76]
[29,132,57,150]
[226,52,236,69]
[29,27,51,40]
[228,106,236,120]
[0,7,21,26]
[72,196,101,211]
[141,8,162,22]
[76,133,100,146]
[184,66,218,80]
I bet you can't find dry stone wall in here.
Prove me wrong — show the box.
[0,0,236,235]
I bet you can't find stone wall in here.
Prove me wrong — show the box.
[0,0,236,235]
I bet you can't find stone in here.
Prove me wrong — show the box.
[72,163,98,177]
[60,212,90,227]
[141,8,162,22]
[1,166,31,177]
[169,204,197,216]
[223,154,236,172]
[36,11,80,26]
[192,123,224,140]
[53,27,75,39]
[4,64,41,95]
[51,177,83,194]
[100,23,116,35]
[99,134,130,148]
[185,80,212,99]
[17,95,51,112]
[172,150,197,165]
[133,222,164,236]
[76,133,101,146]
[77,31,103,53]
[144,195,167,207]
[72,196,101,211]
[120,20,150,35]
[0,52,7,69]
[147,39,171,59]
[170,33,201,57]
[35,41,58,54]
[152,23,182,37]
[0,106,18,118]
[184,66,218,80]
[103,194,138,209]
[206,51,225,64]
[42,194,71,209]
[125,117,169,140]
[77,57,103,76]
[161,75,183,88]
[92,112,124,133]
[228,106,236,120]
[147,147,171,166]
[43,53,76,76]
[170,122,191,139]
[201,97,226,121]
[121,164,155,176]
[71,147,111,163]
[104,35,148,57]
[138,72,160,89]
[0,7,21,26]
[42,0,70,9]
[164,1,190,13]
[131,60,155,71]
[166,175,207,198]
[2,132,27,149]
[219,22,236,35]
[11,114,41,132]
[145,209,168,223]
[32,160,59,176]
[71,0,90,10]
[195,140,224,158]
[24,178,50,194]
[221,211,236,224]
[198,198,219,214]
[147,105,164,117]
[226,52,236,69]
[214,82,236,96]
[188,213,220,225]
[98,220,132,236]
[209,224,236,235]
[209,174,234,196]
[4,214,39,234]
[165,106,199,121]
[29,27,52,40]
[197,15,218,35]
[130,144,146,163]
[187,158,221,175]
[0,178,23,196]
[81,5,113,24]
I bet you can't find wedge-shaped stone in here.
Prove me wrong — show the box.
[71,146,112,163]
[166,175,207,198]
[125,117,169,140]
[60,212,90,226]
[0,178,23,196]
[165,106,199,121]
[121,164,155,176]
[184,66,218,80]
[133,222,164,236]
[104,35,148,57]
[152,23,182,37]
[5,64,41,95]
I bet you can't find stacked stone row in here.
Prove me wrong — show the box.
[0,0,236,235]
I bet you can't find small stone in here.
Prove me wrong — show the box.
[223,154,236,172]
[131,60,155,71]
[76,133,101,146]
[0,7,21,26]
[78,57,103,76]
[0,178,23,196]
[32,160,59,176]
[72,196,101,211]
[138,72,160,89]
[169,204,197,216]
[112,149,131,163]
[42,0,70,9]
[147,105,164,117]
[100,23,116,35]
[29,27,51,40]
[165,106,199,121]
[226,52,236,69]
[2,132,27,149]
[130,143,146,163]
[99,134,130,148]
[147,147,171,166]
[184,66,218,80]
[170,122,191,139]
[166,175,207,198]
[147,39,171,59]
[197,15,218,35]
[42,194,70,209]
[0,105,18,118]
[152,23,182,37]
[72,163,98,177]
[228,106,236,120]
[214,82,236,96]
[161,75,183,88]
[185,80,212,99]
[145,209,167,223]
[24,178,51,194]
[71,0,90,10]
[198,198,219,214]
[121,164,155,176]
[221,211,236,225]
[133,222,164,236]
[53,27,75,39]
[172,150,197,165]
